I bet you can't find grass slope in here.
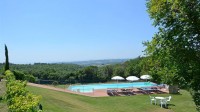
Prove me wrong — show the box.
[0,81,8,112]
[27,86,196,112]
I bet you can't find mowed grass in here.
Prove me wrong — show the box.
[0,81,8,112]
[27,86,196,112]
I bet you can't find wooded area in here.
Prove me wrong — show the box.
[0,57,149,84]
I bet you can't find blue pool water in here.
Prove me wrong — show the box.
[68,82,157,93]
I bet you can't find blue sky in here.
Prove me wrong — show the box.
[0,0,156,64]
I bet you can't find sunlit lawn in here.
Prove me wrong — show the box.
[27,85,196,112]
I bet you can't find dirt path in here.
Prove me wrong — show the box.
[27,83,107,97]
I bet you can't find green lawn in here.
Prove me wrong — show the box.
[27,86,196,112]
[0,81,8,112]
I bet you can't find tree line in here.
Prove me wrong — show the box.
[0,57,149,84]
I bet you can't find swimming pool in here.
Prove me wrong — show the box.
[68,82,157,93]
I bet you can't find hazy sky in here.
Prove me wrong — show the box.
[0,0,156,64]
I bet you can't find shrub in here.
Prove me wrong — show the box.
[5,70,15,83]
[13,70,25,81]
[6,80,28,105]
[25,74,36,83]
[5,70,42,112]
[9,93,41,112]
[52,81,59,86]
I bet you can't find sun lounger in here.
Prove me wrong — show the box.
[107,90,114,96]
[121,89,127,92]
[138,87,160,94]
[157,84,168,89]
[132,90,147,95]
[119,88,134,96]
[138,87,152,94]
[112,90,121,96]
[107,89,121,96]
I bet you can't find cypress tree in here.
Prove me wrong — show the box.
[5,44,9,71]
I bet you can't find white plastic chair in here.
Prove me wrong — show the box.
[149,95,156,105]
[166,96,172,102]
[160,98,167,108]
[160,96,171,108]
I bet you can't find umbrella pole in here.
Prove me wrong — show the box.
[132,82,133,89]
[117,80,118,89]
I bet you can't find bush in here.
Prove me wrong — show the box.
[5,70,41,112]
[6,80,28,105]
[52,81,59,86]
[13,70,36,83]
[13,70,25,80]
[9,93,41,112]
[5,70,15,83]
[25,74,36,83]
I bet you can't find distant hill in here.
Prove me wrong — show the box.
[65,59,130,66]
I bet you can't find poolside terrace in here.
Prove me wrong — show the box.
[28,83,168,97]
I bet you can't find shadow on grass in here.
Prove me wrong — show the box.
[169,93,182,95]
[162,104,176,109]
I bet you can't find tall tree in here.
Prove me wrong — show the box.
[5,44,9,71]
[145,0,200,111]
